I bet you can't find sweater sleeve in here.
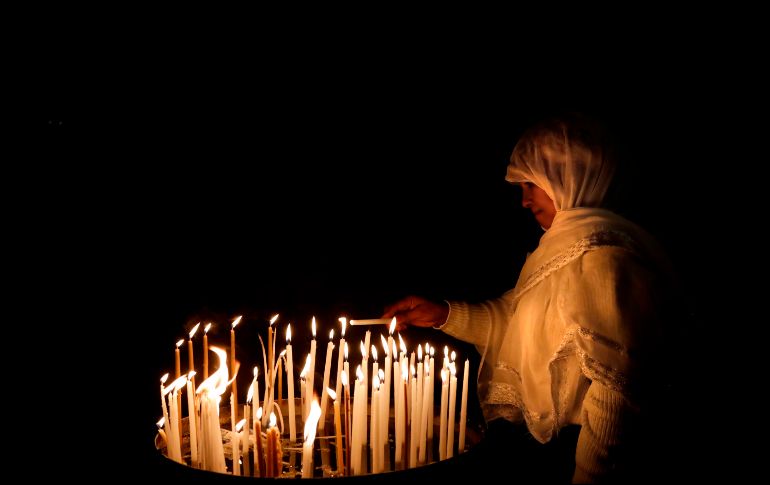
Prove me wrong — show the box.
[572,381,637,484]
[438,289,516,347]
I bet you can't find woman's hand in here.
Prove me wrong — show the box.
[381,295,449,332]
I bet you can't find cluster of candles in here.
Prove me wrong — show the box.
[157,315,471,477]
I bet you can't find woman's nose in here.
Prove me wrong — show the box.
[521,191,532,208]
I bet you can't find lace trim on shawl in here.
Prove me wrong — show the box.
[486,381,549,433]
[512,229,637,303]
[575,346,628,392]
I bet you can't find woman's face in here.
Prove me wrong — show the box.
[519,182,556,229]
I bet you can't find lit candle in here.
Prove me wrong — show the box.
[232,419,244,476]
[159,373,169,427]
[156,417,167,447]
[319,329,335,432]
[341,370,351,476]
[394,362,406,470]
[196,346,229,473]
[418,364,430,464]
[244,379,255,477]
[277,355,283,405]
[230,316,242,414]
[409,364,419,468]
[328,387,344,475]
[267,314,278,407]
[254,407,265,477]
[203,323,212,379]
[335,318,347,402]
[186,371,199,468]
[307,317,317,418]
[267,412,281,477]
[168,375,187,464]
[188,322,200,378]
[459,358,470,453]
[439,368,448,461]
[427,345,435,460]
[447,359,458,458]
[285,324,297,442]
[174,339,184,442]
[302,399,322,478]
[300,354,312,423]
[370,376,381,473]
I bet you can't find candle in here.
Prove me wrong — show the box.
[230,316,242,414]
[300,354,312,423]
[188,322,200,382]
[319,330,336,432]
[277,356,283,405]
[285,324,297,442]
[174,339,183,442]
[232,419,245,476]
[245,379,256,477]
[341,370,351,476]
[439,368,448,461]
[427,345,435,460]
[254,407,265,477]
[335,318,346,401]
[186,371,199,468]
[160,373,169,426]
[203,323,212,379]
[267,314,278,408]
[418,364,430,464]
[327,387,344,475]
[196,346,229,473]
[447,360,458,458]
[409,364,419,467]
[370,377,381,473]
[302,399,322,478]
[267,412,281,477]
[459,358,470,453]
[394,362,406,470]
[156,417,167,447]
[307,317,317,418]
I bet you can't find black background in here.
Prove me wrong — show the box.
[37,58,726,480]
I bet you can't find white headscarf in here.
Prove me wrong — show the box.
[505,113,616,211]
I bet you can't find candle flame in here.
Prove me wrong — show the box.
[451,350,456,362]
[231,315,242,329]
[160,373,169,384]
[166,375,188,395]
[236,418,246,432]
[356,365,363,381]
[410,365,416,377]
[204,323,212,334]
[157,417,165,429]
[304,400,322,445]
[176,339,184,348]
[450,362,457,376]
[371,345,378,362]
[257,407,263,420]
[389,317,397,335]
[444,345,449,358]
[360,341,366,358]
[254,366,259,378]
[373,376,380,390]
[286,323,292,343]
[341,370,349,388]
[270,314,279,326]
[380,335,389,356]
[339,317,347,337]
[196,346,230,397]
[441,368,448,383]
[344,342,349,360]
[189,322,200,339]
[247,381,255,404]
[430,346,435,357]
[329,329,334,341]
[327,387,337,401]
[402,364,408,380]
[311,316,316,338]
[188,370,196,379]
[418,344,423,360]
[269,412,277,428]
[399,334,406,354]
[378,369,384,382]
[300,354,312,379]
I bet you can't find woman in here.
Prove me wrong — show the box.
[383,113,679,483]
